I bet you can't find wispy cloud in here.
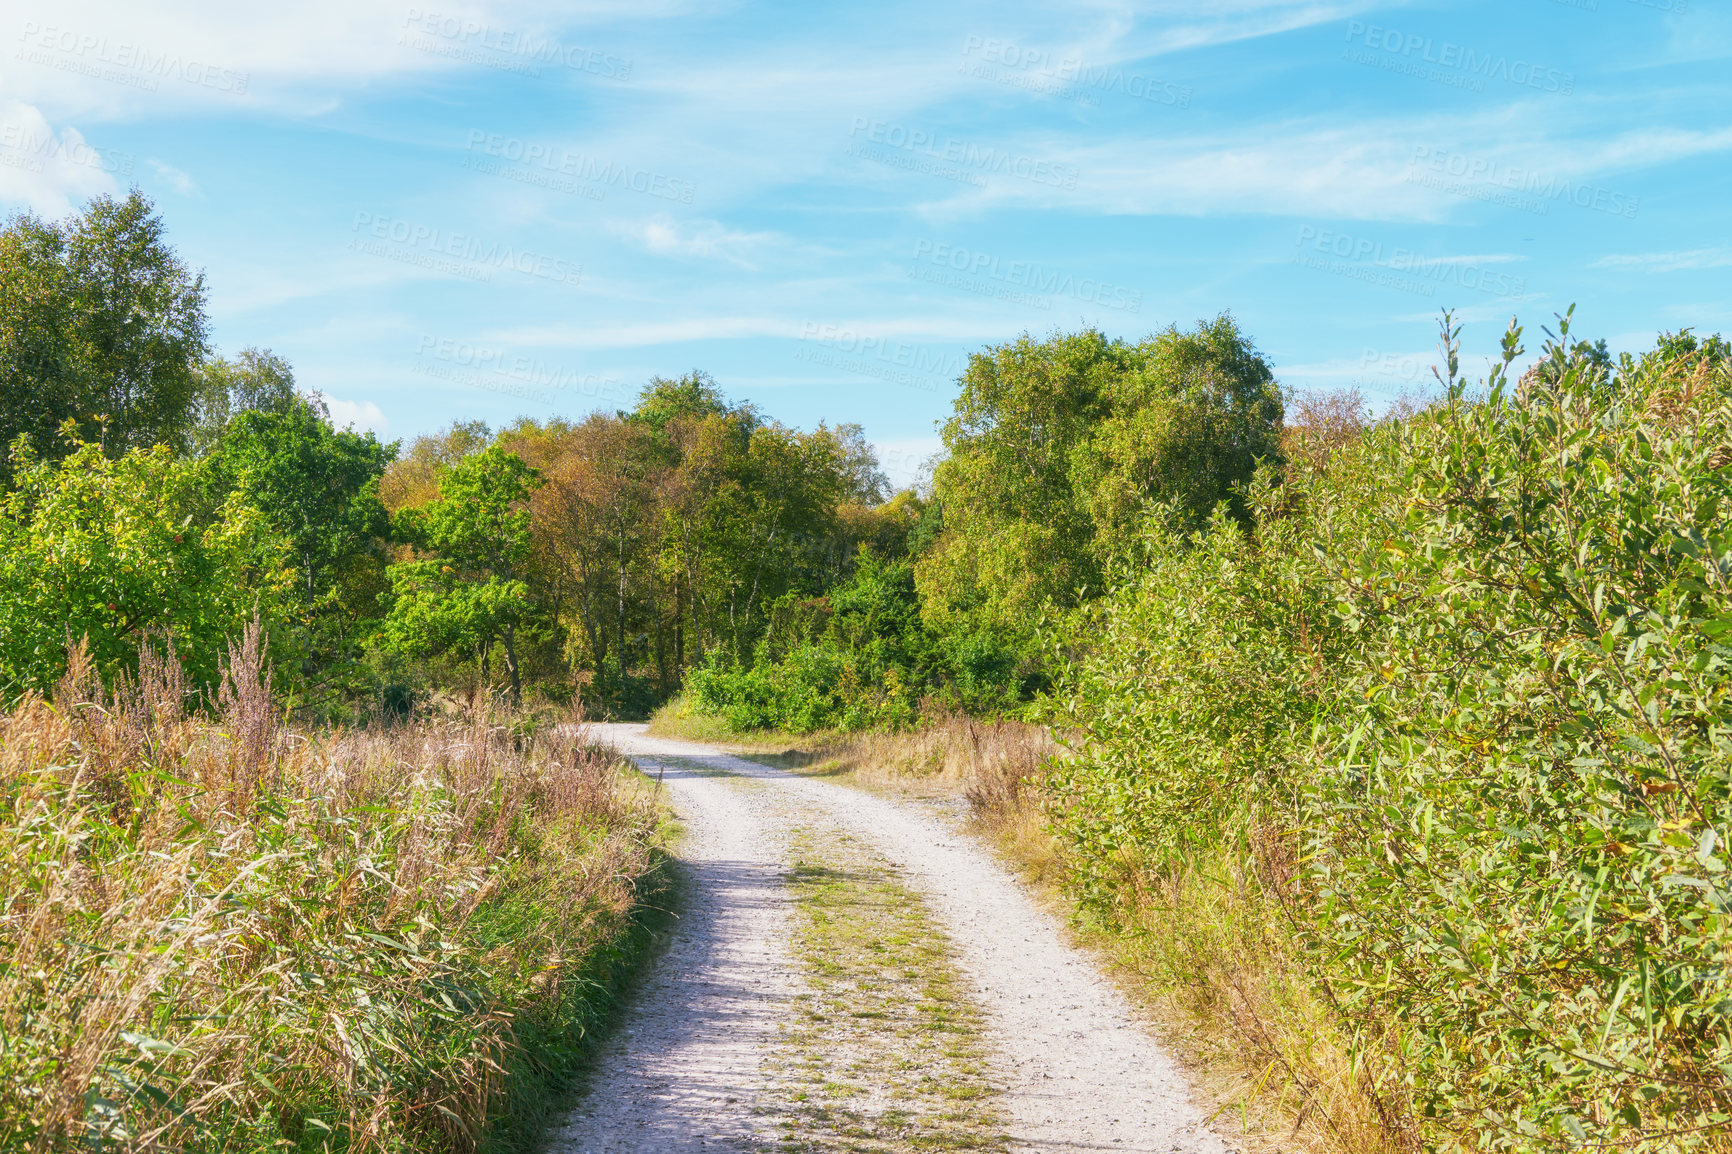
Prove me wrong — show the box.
[0,100,119,214]
[490,313,1013,349]
[925,112,1732,221]
[148,157,196,194]
[1591,247,1732,272]
[323,395,389,434]
[614,214,778,268]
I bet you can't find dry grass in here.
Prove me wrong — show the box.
[0,636,666,1154]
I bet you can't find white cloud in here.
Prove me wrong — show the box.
[493,316,804,348]
[0,100,119,214]
[491,313,1015,349]
[148,157,196,194]
[894,112,1732,222]
[323,395,389,434]
[3,0,687,119]
[616,214,777,267]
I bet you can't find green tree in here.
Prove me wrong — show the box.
[218,398,395,612]
[916,318,1281,645]
[187,347,300,455]
[0,192,209,476]
[0,435,285,697]
[384,445,543,703]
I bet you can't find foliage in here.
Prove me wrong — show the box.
[0,192,209,476]
[915,317,1282,647]
[688,554,1022,732]
[473,383,906,712]
[216,397,396,612]
[186,346,302,456]
[0,437,286,699]
[384,446,543,703]
[1045,311,1732,1150]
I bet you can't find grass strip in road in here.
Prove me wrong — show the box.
[766,827,1006,1153]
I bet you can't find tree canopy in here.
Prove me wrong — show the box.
[0,192,209,476]
[914,316,1282,643]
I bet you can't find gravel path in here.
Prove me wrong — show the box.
[553,723,1229,1154]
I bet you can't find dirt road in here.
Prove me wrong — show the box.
[552,723,1229,1154]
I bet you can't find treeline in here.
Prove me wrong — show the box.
[377,380,911,713]
[689,317,1286,729]
[0,193,925,717]
[2,192,1290,724]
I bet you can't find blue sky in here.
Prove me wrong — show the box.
[3,0,1726,484]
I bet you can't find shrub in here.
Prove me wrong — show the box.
[0,439,288,700]
[686,555,1024,733]
[1047,313,1732,1150]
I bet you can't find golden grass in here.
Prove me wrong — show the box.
[0,637,665,1153]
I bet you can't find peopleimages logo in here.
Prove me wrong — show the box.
[351,212,582,287]
[414,336,629,405]
[16,22,250,93]
[400,9,631,80]
[960,36,1192,108]
[0,122,133,176]
[795,323,960,393]
[463,132,695,204]
[1359,348,1433,384]
[1407,146,1638,219]
[1343,21,1574,94]
[1293,225,1527,299]
[847,118,1079,190]
[911,240,1142,312]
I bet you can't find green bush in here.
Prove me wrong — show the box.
[0,437,288,699]
[1047,313,1732,1150]
[687,554,1023,733]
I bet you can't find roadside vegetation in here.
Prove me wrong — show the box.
[0,634,668,1152]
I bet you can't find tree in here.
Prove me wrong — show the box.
[217,397,395,612]
[0,192,209,477]
[187,347,300,455]
[1070,314,1283,542]
[915,318,1282,644]
[0,435,286,698]
[378,420,491,511]
[0,214,73,485]
[915,328,1127,640]
[383,445,542,703]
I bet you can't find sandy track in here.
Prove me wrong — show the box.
[554,723,1228,1154]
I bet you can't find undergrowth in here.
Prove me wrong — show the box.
[0,629,668,1153]
[1048,315,1732,1151]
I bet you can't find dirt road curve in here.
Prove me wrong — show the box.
[552,723,1229,1154]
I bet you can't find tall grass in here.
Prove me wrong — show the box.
[0,631,666,1153]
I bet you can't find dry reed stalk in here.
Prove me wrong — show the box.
[0,642,661,1154]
